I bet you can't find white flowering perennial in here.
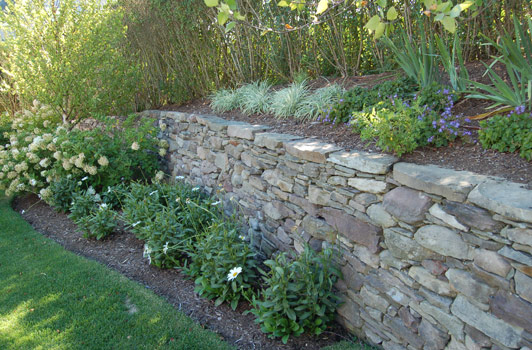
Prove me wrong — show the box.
[227,267,242,281]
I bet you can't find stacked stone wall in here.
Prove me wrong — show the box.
[145,110,532,350]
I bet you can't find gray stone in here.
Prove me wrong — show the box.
[490,290,532,331]
[421,259,448,276]
[398,307,419,330]
[418,301,464,341]
[462,232,504,250]
[418,287,452,310]
[515,271,532,304]
[353,245,380,268]
[327,175,347,186]
[419,318,450,350]
[341,263,364,291]
[308,185,331,206]
[468,181,532,223]
[429,204,468,231]
[498,246,532,266]
[355,193,379,206]
[255,132,301,150]
[383,314,425,349]
[383,187,432,225]
[300,215,335,242]
[414,225,472,260]
[214,153,229,172]
[284,139,341,164]
[380,250,411,270]
[384,228,437,261]
[320,207,382,253]
[327,150,398,174]
[506,228,532,248]
[408,266,454,296]
[445,269,495,304]
[474,249,512,277]
[348,178,389,194]
[442,201,504,232]
[361,285,389,313]
[469,263,511,291]
[337,296,363,329]
[393,162,491,202]
[227,123,270,140]
[445,337,468,350]
[195,115,241,132]
[451,295,523,348]
[367,204,396,228]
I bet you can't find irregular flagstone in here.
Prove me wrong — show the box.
[348,178,389,194]
[383,187,432,224]
[254,132,301,150]
[473,249,511,277]
[328,150,398,174]
[196,115,243,132]
[320,207,381,253]
[514,271,532,303]
[227,123,270,140]
[442,201,504,232]
[284,139,341,163]
[408,266,455,296]
[498,246,532,266]
[384,228,438,261]
[468,180,532,223]
[428,204,468,231]
[393,162,493,202]
[445,269,496,304]
[490,290,532,331]
[505,227,532,247]
[451,295,523,348]
[414,225,472,260]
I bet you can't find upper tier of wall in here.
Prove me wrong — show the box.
[143,110,532,350]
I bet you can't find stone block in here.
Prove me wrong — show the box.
[300,215,335,242]
[384,228,437,261]
[367,204,396,228]
[445,269,495,304]
[408,266,455,296]
[328,150,398,174]
[308,185,331,206]
[196,115,241,132]
[348,178,389,194]
[254,132,301,150]
[327,175,347,186]
[473,249,511,277]
[468,181,532,223]
[505,228,532,248]
[451,295,523,348]
[515,271,532,304]
[421,260,448,276]
[361,285,390,313]
[442,201,504,232]
[419,318,450,350]
[498,246,532,266]
[227,123,270,140]
[429,204,468,231]
[320,207,381,253]
[383,187,432,225]
[414,225,472,260]
[490,290,532,331]
[393,162,491,202]
[284,139,341,164]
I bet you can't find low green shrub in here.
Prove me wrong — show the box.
[186,219,258,310]
[69,187,101,223]
[49,175,87,212]
[269,81,309,118]
[251,245,342,344]
[76,203,118,240]
[479,106,532,160]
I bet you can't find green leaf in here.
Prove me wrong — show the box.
[375,22,386,38]
[218,11,229,25]
[387,7,398,21]
[225,22,236,32]
[365,15,381,32]
[377,0,387,7]
[226,0,237,10]
[286,308,297,321]
[441,16,456,33]
[278,0,289,6]
[204,0,218,7]
[282,334,290,344]
[316,0,328,14]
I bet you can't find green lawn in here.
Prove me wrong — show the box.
[0,197,234,350]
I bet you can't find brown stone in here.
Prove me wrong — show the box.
[442,201,504,232]
[490,290,532,331]
[418,319,449,350]
[473,249,512,277]
[398,307,419,331]
[383,187,432,225]
[320,207,381,253]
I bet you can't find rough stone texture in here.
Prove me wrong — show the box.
[383,187,432,224]
[490,290,532,331]
[451,295,523,348]
[321,207,381,253]
[515,271,532,304]
[157,111,532,350]
[328,150,398,174]
[348,178,389,194]
[474,249,512,277]
[393,162,490,202]
[442,201,504,232]
[468,181,532,223]
[284,139,341,164]
[227,123,270,140]
[414,225,472,260]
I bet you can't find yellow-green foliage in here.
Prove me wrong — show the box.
[0,0,140,121]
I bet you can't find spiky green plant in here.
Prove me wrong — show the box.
[269,81,309,118]
[210,89,241,113]
[295,84,344,121]
[238,81,272,115]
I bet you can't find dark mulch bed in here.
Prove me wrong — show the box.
[13,194,354,350]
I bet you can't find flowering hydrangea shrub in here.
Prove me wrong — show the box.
[0,104,161,199]
[479,106,532,160]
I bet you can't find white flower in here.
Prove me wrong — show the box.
[99,203,108,210]
[29,178,37,187]
[211,201,221,206]
[158,148,167,157]
[163,242,169,255]
[131,142,140,151]
[192,187,200,192]
[143,244,152,258]
[149,190,158,196]
[21,210,25,214]
[239,235,246,241]
[185,198,191,204]
[175,175,184,181]
[154,171,164,182]
[175,197,180,202]
[87,187,96,195]
[81,176,88,181]
[132,221,141,227]
[97,156,109,167]
[227,267,242,281]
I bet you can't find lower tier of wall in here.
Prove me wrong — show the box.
[143,110,532,350]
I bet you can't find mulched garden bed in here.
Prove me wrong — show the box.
[13,194,356,350]
[162,64,532,186]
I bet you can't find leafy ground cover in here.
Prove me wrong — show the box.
[0,196,234,350]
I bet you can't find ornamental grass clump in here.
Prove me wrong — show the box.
[295,84,344,121]
[251,245,342,344]
[269,81,310,118]
[238,81,272,115]
[210,89,242,113]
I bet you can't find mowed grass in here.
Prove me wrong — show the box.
[0,197,234,350]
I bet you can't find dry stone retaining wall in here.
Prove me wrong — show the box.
[144,110,532,350]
